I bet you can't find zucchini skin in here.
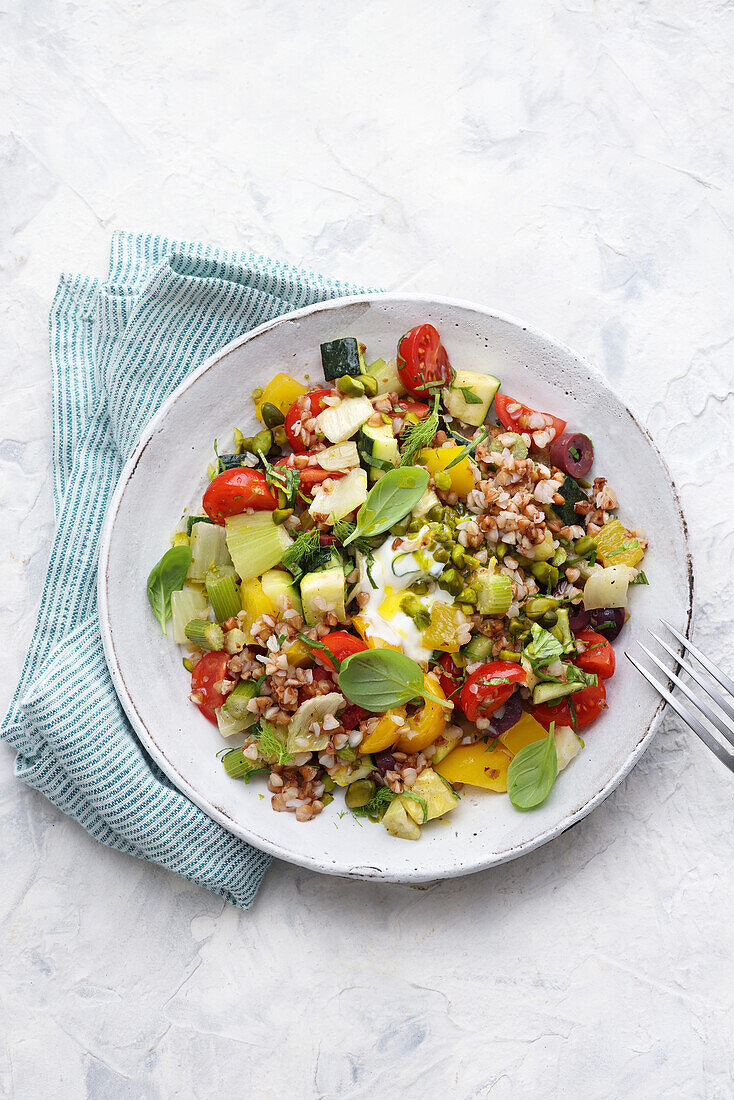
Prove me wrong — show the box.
[321,338,362,381]
[552,475,588,526]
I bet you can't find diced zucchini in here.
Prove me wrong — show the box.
[462,634,494,662]
[531,681,584,706]
[317,441,360,471]
[260,569,303,615]
[320,338,363,381]
[188,522,232,582]
[171,587,208,644]
[364,357,406,397]
[552,475,588,527]
[300,565,346,625]
[309,467,368,524]
[430,728,463,765]
[358,422,399,482]
[445,369,500,427]
[287,693,345,752]
[316,396,374,443]
[222,680,259,722]
[224,512,292,581]
[555,724,583,771]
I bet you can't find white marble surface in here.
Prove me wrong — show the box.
[2,1,734,1096]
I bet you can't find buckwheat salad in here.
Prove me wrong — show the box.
[146,323,648,839]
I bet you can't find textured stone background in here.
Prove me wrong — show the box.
[2,2,733,1096]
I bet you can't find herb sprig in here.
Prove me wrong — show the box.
[445,425,489,469]
[281,528,323,581]
[399,394,440,466]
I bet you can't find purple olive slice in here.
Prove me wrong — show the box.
[550,431,594,478]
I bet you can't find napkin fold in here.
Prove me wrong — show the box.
[2,231,365,908]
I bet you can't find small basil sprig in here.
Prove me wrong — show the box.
[146,545,192,634]
[343,466,429,546]
[507,723,558,810]
[337,649,452,711]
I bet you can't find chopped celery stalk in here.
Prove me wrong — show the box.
[206,566,240,622]
[171,587,208,644]
[220,748,263,778]
[225,512,292,581]
[222,680,259,721]
[188,522,231,582]
[474,573,513,616]
[184,619,225,651]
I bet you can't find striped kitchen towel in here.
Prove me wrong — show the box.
[1,231,365,909]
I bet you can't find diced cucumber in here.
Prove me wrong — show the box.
[317,441,360,471]
[260,569,303,615]
[445,369,500,427]
[531,681,584,706]
[462,634,494,662]
[359,422,399,482]
[364,357,406,397]
[171,587,208,644]
[224,512,292,582]
[309,467,368,524]
[222,679,259,721]
[188,522,232,582]
[316,396,374,443]
[552,475,588,527]
[320,338,363,381]
[300,565,346,625]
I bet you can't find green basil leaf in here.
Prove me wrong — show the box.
[455,385,483,405]
[344,466,429,546]
[146,545,192,634]
[337,649,451,712]
[507,725,558,810]
[527,622,564,666]
[445,425,489,469]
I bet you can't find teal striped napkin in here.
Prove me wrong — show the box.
[2,231,365,909]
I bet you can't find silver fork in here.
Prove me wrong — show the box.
[626,620,734,773]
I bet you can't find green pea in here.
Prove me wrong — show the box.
[260,402,285,428]
[337,375,365,397]
[427,505,444,522]
[442,506,457,525]
[433,470,452,492]
[574,536,597,559]
[360,373,378,397]
[272,508,293,526]
[435,524,453,544]
[525,597,558,620]
[433,547,450,563]
[407,518,423,534]
[457,587,478,605]
[345,779,376,809]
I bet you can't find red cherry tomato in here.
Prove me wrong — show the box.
[574,630,616,680]
[314,631,368,672]
[191,651,229,724]
[275,453,347,493]
[531,697,572,731]
[531,680,608,731]
[203,468,278,523]
[397,324,453,398]
[437,653,464,700]
[396,397,430,420]
[460,660,526,722]
[284,389,333,452]
[494,393,567,445]
[340,704,369,730]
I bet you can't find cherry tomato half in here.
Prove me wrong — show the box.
[494,393,567,445]
[531,697,572,731]
[191,650,229,724]
[531,679,608,731]
[275,453,347,494]
[574,630,616,680]
[397,324,453,398]
[284,389,333,452]
[314,631,368,672]
[396,397,430,420]
[203,468,278,523]
[437,653,464,700]
[460,660,526,722]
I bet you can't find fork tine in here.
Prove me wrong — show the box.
[625,652,734,773]
[638,642,734,749]
[661,619,734,696]
[649,631,734,727]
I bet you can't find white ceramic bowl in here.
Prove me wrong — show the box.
[98,295,693,882]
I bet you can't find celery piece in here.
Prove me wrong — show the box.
[206,566,240,622]
[184,619,225,651]
[475,573,513,617]
[171,587,208,644]
[224,512,292,581]
[220,748,263,778]
[188,522,232,582]
[222,680,258,721]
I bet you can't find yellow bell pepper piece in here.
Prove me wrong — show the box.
[359,707,407,754]
[240,577,277,643]
[419,602,466,653]
[419,447,475,497]
[395,674,447,752]
[434,742,511,792]
[351,614,401,651]
[499,711,548,757]
[595,519,645,569]
[283,638,314,668]
[255,373,307,423]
